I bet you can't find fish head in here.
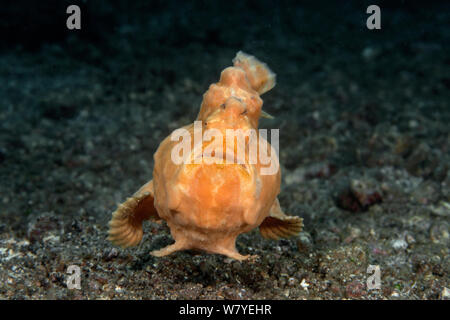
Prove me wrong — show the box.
[197,67,264,128]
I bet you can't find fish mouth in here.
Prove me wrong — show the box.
[193,149,247,165]
[198,151,252,177]
[188,142,252,175]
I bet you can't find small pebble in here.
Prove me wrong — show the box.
[391,239,408,251]
[441,287,449,300]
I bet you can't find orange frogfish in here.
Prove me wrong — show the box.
[108,51,303,260]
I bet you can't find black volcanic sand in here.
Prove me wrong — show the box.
[0,1,449,299]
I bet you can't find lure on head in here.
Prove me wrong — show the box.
[197,51,276,128]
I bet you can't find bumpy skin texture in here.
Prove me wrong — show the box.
[108,51,303,260]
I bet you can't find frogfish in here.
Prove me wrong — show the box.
[108,51,303,260]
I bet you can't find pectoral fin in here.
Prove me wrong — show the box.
[108,180,160,248]
[260,110,275,119]
[259,198,303,240]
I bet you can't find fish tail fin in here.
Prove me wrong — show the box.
[232,51,276,95]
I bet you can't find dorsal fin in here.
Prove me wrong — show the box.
[233,51,276,95]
